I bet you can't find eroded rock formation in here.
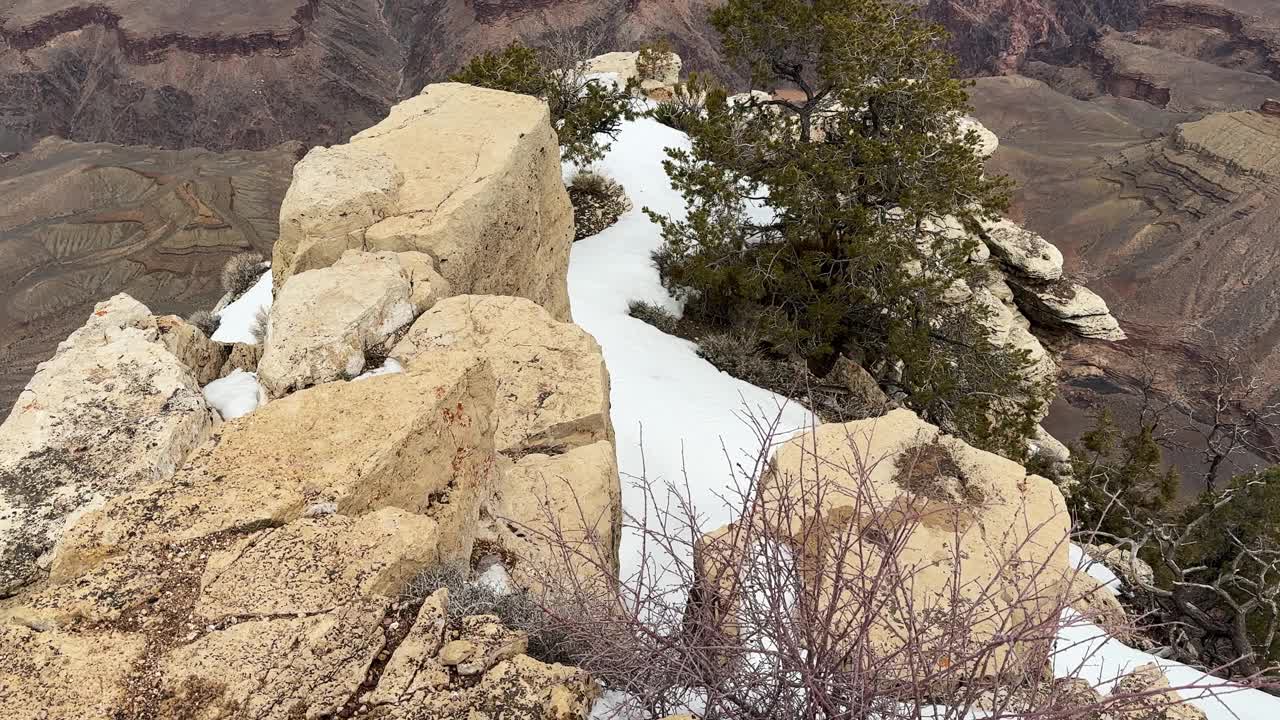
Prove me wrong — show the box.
[0,82,618,719]
[274,83,575,321]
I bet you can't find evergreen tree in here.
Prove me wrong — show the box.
[647,0,1035,454]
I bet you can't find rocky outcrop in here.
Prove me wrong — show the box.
[1011,280,1128,341]
[155,315,263,385]
[480,441,622,588]
[982,218,1064,282]
[0,295,215,596]
[584,49,682,94]
[273,83,575,321]
[748,408,1071,678]
[258,250,449,397]
[392,295,613,454]
[50,357,498,580]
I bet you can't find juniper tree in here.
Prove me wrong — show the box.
[648,0,1036,455]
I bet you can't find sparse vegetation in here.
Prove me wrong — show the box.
[1071,402,1280,679]
[452,24,636,165]
[220,252,265,299]
[568,171,632,240]
[626,299,680,334]
[650,71,722,133]
[250,306,269,344]
[404,563,571,664]
[186,309,220,337]
[636,39,677,82]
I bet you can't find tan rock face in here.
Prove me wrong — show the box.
[51,358,498,581]
[982,218,1065,282]
[393,295,612,454]
[0,625,146,720]
[273,83,574,321]
[0,295,215,596]
[483,441,622,588]
[258,250,450,397]
[758,408,1071,678]
[156,315,264,385]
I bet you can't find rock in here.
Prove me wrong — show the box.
[156,315,265,385]
[0,625,145,719]
[972,282,1059,416]
[758,408,1071,678]
[1263,99,1280,117]
[958,115,1000,158]
[0,294,215,595]
[1084,543,1155,589]
[1108,663,1208,720]
[584,50,682,93]
[386,653,597,720]
[258,250,450,397]
[51,357,498,581]
[160,596,389,720]
[982,218,1065,282]
[443,615,529,676]
[483,441,622,588]
[195,508,445,622]
[1064,569,1130,641]
[825,356,890,417]
[393,295,612,454]
[274,83,574,321]
[367,589,450,705]
[1011,280,1127,341]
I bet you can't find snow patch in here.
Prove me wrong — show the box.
[352,357,404,382]
[202,369,265,420]
[212,271,271,345]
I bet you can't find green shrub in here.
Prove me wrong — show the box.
[651,71,722,133]
[636,39,676,82]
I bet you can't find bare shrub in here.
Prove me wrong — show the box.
[220,251,265,298]
[250,306,269,345]
[627,300,680,335]
[403,563,572,664]
[186,309,220,337]
[510,408,1252,719]
[569,170,632,240]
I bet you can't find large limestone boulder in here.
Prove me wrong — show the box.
[273,83,574,320]
[481,441,622,588]
[258,250,450,397]
[392,295,612,454]
[759,408,1070,678]
[0,294,215,596]
[1011,280,1127,341]
[982,218,1064,282]
[50,358,498,581]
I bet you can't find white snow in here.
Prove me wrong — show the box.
[566,117,812,580]
[352,357,404,381]
[569,116,1277,720]
[1069,543,1122,594]
[202,369,265,420]
[1055,610,1276,719]
[212,271,272,345]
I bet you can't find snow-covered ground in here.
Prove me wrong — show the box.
[567,116,1278,719]
[211,271,272,345]
[566,117,812,579]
